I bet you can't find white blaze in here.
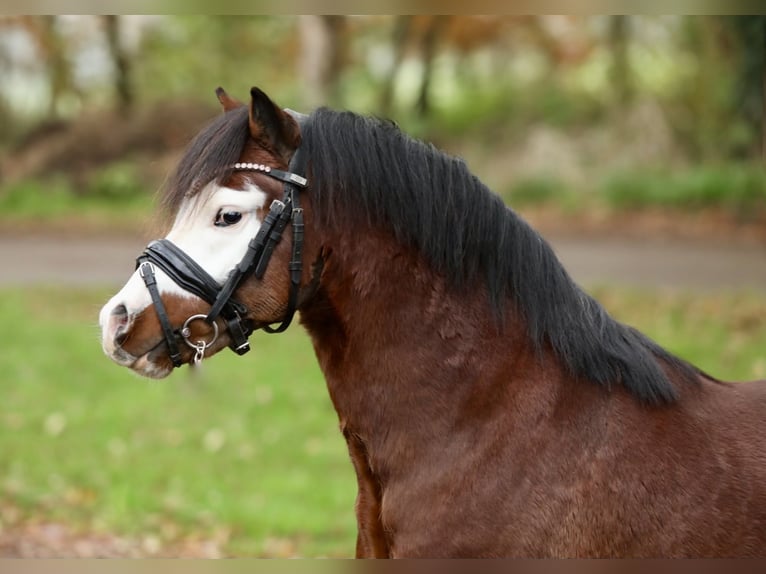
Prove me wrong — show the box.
[99,181,267,348]
[166,182,268,285]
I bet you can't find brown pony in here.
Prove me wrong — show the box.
[99,87,766,557]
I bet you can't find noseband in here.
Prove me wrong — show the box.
[135,149,307,368]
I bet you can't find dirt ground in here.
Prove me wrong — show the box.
[0,520,227,558]
[1,216,765,292]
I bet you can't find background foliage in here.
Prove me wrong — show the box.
[0,15,764,557]
[1,15,764,212]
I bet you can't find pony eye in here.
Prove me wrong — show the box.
[214,209,243,227]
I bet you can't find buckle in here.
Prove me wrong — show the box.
[233,341,250,355]
[138,261,155,278]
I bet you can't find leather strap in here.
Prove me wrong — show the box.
[255,198,293,279]
[141,240,220,306]
[262,146,306,334]
[138,261,183,367]
[206,200,286,322]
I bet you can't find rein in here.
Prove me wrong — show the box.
[135,149,308,368]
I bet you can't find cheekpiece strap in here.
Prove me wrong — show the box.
[137,261,183,367]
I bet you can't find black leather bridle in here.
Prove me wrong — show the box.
[135,148,307,368]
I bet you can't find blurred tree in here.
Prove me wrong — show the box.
[680,16,765,160]
[132,16,298,107]
[0,19,14,145]
[103,16,134,116]
[415,16,447,117]
[609,16,633,105]
[1,14,761,175]
[722,16,765,161]
[675,16,733,160]
[298,16,347,108]
[379,16,413,116]
[526,16,596,75]
[376,16,512,117]
[22,15,79,118]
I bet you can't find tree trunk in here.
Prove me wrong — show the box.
[761,17,766,164]
[298,15,346,108]
[39,16,71,118]
[380,16,413,116]
[609,15,632,105]
[416,16,447,118]
[103,16,133,116]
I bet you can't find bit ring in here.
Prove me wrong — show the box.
[180,314,219,350]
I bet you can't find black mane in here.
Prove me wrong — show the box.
[160,105,251,218]
[301,108,702,404]
[162,105,702,404]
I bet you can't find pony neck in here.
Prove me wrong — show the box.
[298,225,563,472]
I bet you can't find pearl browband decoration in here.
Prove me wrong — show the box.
[231,162,308,187]
[233,162,273,172]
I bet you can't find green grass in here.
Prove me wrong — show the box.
[1,286,765,556]
[599,164,766,215]
[0,287,356,557]
[590,286,766,381]
[506,176,580,208]
[0,170,154,234]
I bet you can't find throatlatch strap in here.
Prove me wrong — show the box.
[262,172,305,334]
[254,199,293,279]
[138,262,183,367]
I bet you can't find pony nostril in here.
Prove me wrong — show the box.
[111,304,128,319]
[110,304,133,347]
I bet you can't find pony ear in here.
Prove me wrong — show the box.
[248,87,302,161]
[215,87,243,112]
